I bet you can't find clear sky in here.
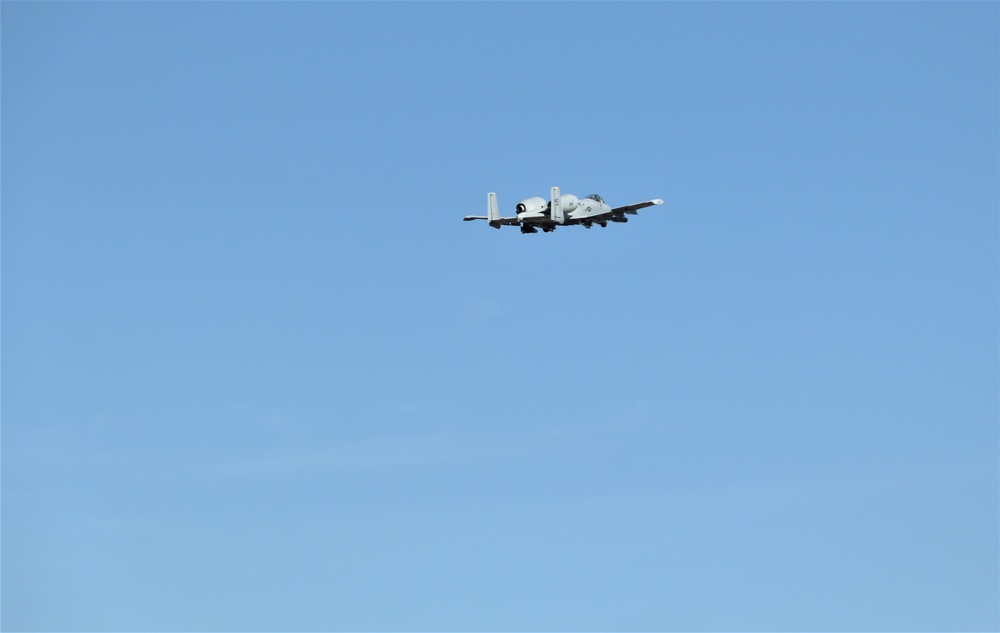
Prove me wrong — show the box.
[3,2,998,631]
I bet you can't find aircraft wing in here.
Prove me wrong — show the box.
[610,199,664,216]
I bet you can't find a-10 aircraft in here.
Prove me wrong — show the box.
[464,187,664,233]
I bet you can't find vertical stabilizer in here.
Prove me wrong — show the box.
[550,186,564,224]
[487,192,501,228]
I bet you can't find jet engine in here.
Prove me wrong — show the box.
[556,194,580,213]
[515,197,547,215]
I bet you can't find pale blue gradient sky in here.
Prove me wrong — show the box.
[3,2,998,631]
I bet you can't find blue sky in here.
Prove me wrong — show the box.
[3,2,997,631]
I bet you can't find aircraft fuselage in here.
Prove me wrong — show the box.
[515,193,613,229]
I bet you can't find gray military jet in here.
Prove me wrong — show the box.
[464,187,664,233]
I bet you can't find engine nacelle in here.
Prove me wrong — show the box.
[517,194,581,217]
[558,194,580,213]
[516,197,547,216]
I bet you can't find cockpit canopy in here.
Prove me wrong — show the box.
[585,194,604,203]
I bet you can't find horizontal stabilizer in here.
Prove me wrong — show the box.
[464,192,519,228]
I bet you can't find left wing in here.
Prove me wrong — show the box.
[579,198,664,224]
[610,199,664,216]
